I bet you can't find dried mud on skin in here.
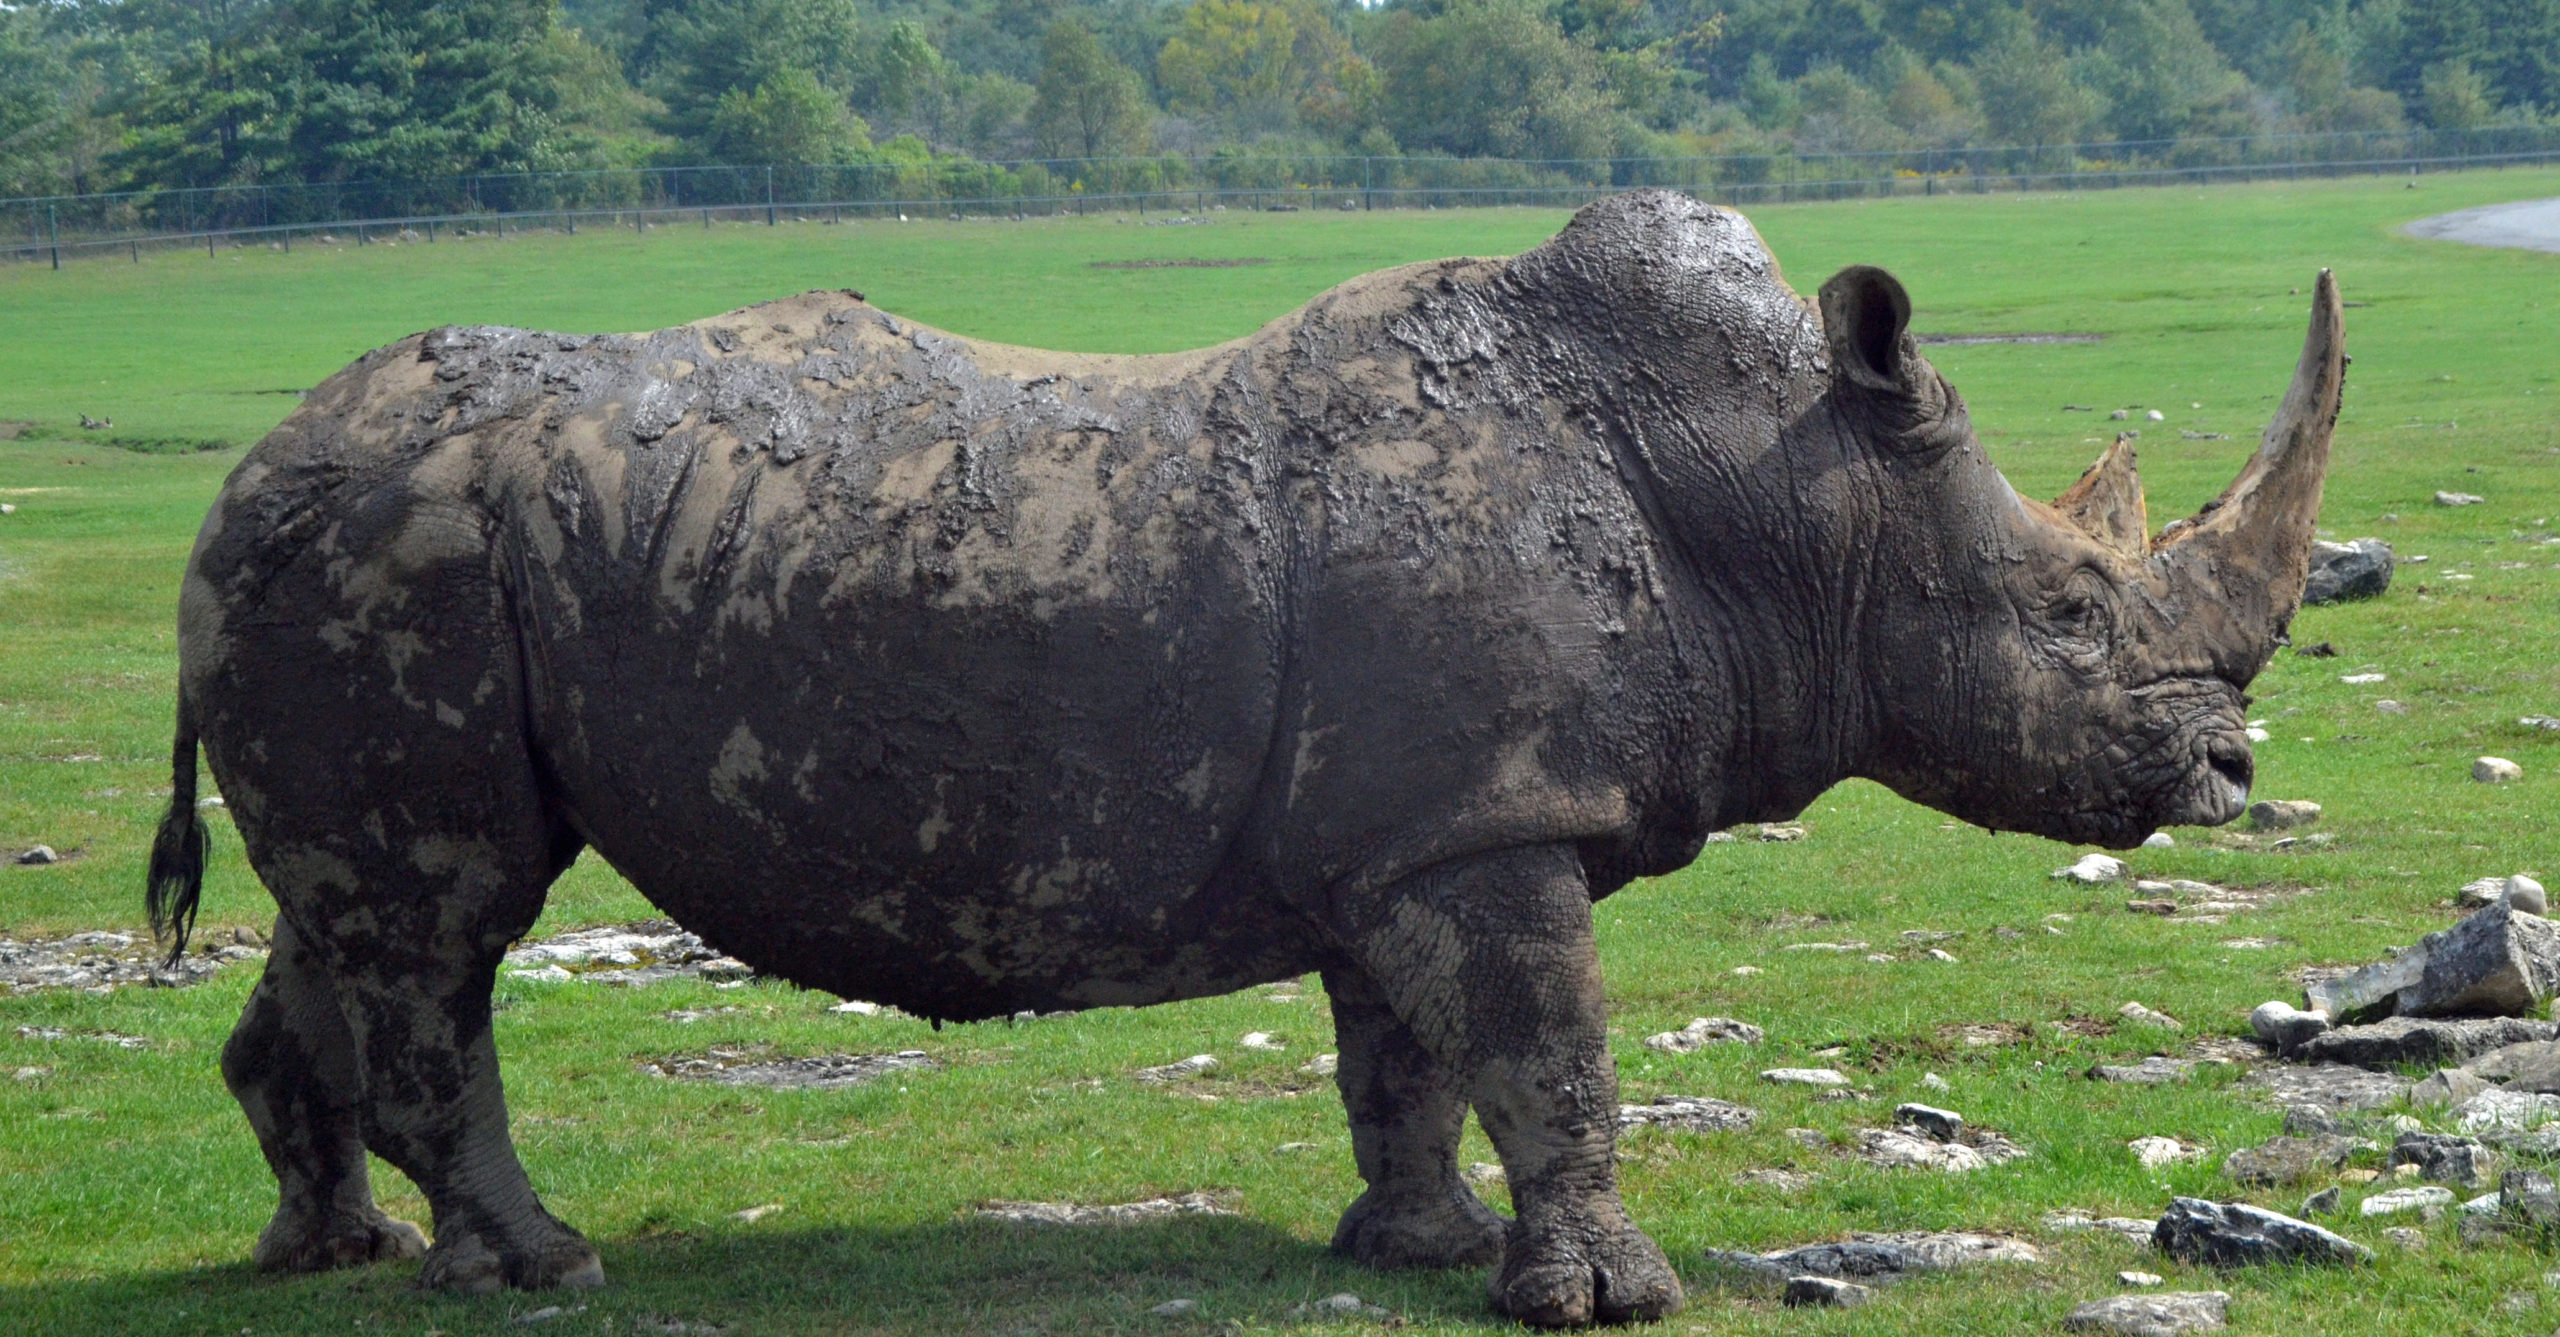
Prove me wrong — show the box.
[3,930,261,994]
[641,1046,935,1090]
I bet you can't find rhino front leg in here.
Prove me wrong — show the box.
[1321,964,1510,1269]
[1331,844,1680,1327]
[222,916,428,1273]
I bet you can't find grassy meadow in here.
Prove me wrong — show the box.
[3,169,2559,1334]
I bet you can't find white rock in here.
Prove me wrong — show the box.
[2435,490,2485,506]
[2245,726,2272,741]
[1921,1071,1951,1091]
[13,845,58,866]
[2512,875,2551,915]
[2340,672,2386,684]
[1238,1032,1284,1050]
[1858,1127,1987,1172]
[1149,1299,1200,1317]
[1136,1054,1219,1082]
[1762,1067,1851,1088]
[1928,948,1959,962]
[1731,964,1764,976]
[2142,832,2176,849]
[2129,1136,2196,1169]
[829,999,880,1015]
[2359,1185,2454,1216]
[2474,756,2524,783]
[2053,853,2128,884]
[1642,1016,1765,1053]
[2119,1001,2183,1030]
[731,1203,784,1223]
[2119,1271,2164,1287]
[1299,1053,1337,1076]
[2456,1089,2560,1134]
[2461,1192,2503,1215]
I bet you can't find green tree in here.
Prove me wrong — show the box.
[1031,20,1148,158]
[707,65,868,163]
[2420,56,2497,128]
[1373,0,1624,160]
[114,0,645,189]
[1971,29,2102,146]
[2073,0,2248,143]
[636,0,864,146]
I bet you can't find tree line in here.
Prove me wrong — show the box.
[3,0,2556,200]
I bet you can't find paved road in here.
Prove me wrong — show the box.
[2403,196,2560,252]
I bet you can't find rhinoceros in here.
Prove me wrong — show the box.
[150,189,2341,1325]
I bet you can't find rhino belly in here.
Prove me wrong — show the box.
[531,581,1302,1019]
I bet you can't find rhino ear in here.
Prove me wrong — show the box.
[2052,434,2151,558]
[1819,265,1914,393]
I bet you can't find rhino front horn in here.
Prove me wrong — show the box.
[2157,270,2345,667]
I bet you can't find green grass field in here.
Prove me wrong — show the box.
[3,170,2558,1335]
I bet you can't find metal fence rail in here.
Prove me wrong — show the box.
[11,126,2560,269]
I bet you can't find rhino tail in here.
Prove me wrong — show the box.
[146,694,210,969]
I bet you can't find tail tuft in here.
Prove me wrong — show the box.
[146,699,209,969]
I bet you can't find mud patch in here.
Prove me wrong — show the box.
[1089,258,1271,270]
[1913,332,2103,346]
[506,920,752,985]
[0,421,31,440]
[642,1045,934,1089]
[974,1191,1237,1225]
[3,930,260,994]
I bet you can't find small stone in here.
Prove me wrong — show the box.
[2090,1057,2200,1084]
[1274,1142,1317,1153]
[1463,1160,1504,1183]
[1238,1032,1283,1050]
[2118,1271,2164,1287]
[2111,408,2131,420]
[2249,1001,2332,1056]
[2153,1198,2373,1266]
[2065,1292,2229,1335]
[1735,1168,1811,1192]
[2340,672,2386,684]
[2361,1186,2454,1216]
[2503,1170,2560,1226]
[2392,1132,2500,1187]
[730,1203,783,1223]
[2247,799,2322,830]
[2304,538,2395,604]
[2225,1134,2364,1187]
[828,1000,880,1015]
[1786,1127,1829,1150]
[2142,832,2176,849]
[2130,1136,2195,1170]
[1762,1067,1851,1088]
[2411,1068,2492,1109]
[1858,1127,1996,1172]
[2382,1226,2426,1250]
[2460,1191,2501,1215]
[1731,965,1764,976]
[2509,876,2550,915]
[2127,899,2179,916]
[2054,853,2128,884]
[1782,1276,1870,1308]
[2476,756,2525,784]
[1928,947,1959,962]
[2146,409,2166,421]
[2283,1105,2344,1136]
[2119,1001,2182,1030]
[2376,698,2409,713]
[1894,1103,1966,1141]
[1642,1016,1764,1053]
[1617,1094,1759,1132]
[1921,1071,1951,1092]
[14,846,57,866]
[1148,1299,1200,1318]
[1135,1054,1218,1083]
[2302,1186,2342,1215]
[1757,823,1807,841]
[2456,1088,2560,1135]
[1308,1293,1389,1319]
[1299,1053,1337,1076]
[2435,490,2485,506]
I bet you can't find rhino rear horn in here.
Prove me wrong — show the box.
[2052,434,2148,558]
[2157,270,2345,663]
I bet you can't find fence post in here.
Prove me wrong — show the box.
[766,165,777,226]
[1363,157,1372,210]
[47,203,58,270]
[208,230,215,259]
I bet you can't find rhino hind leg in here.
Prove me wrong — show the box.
[223,916,429,1273]
[1331,845,1682,1327]
[1321,964,1509,1269]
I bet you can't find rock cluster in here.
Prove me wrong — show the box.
[2065,1291,2230,1336]
[504,921,753,986]
[1853,1103,2027,1172]
[1,929,258,995]
[2302,901,2560,1023]
[1641,1016,1763,1053]
[642,1048,933,1090]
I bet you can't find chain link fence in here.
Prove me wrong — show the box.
[10,126,2560,268]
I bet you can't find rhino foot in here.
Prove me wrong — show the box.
[416,1220,604,1294]
[251,1208,428,1274]
[1489,1217,1683,1328]
[1331,1184,1510,1270]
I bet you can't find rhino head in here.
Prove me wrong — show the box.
[1821,263,2343,848]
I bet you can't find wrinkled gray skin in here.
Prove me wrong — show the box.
[153,190,2342,1325]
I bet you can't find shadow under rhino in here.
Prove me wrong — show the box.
[143,189,2343,1325]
